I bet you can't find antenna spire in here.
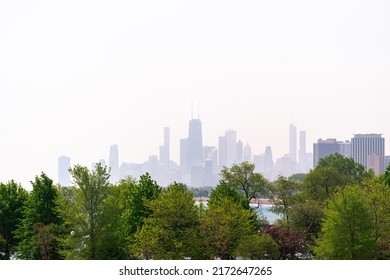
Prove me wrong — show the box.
[191,100,193,119]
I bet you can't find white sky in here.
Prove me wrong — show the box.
[0,0,389,189]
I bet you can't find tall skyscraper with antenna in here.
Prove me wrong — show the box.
[187,118,203,168]
[289,123,297,163]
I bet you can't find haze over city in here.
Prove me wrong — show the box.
[1,0,389,189]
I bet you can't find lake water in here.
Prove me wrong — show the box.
[250,203,280,224]
[195,201,280,224]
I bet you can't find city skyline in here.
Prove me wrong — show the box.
[58,119,386,189]
[1,1,389,189]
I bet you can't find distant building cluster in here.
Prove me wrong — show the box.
[57,119,388,187]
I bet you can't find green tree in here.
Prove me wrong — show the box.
[60,163,110,259]
[131,182,202,259]
[234,233,280,260]
[97,176,137,259]
[220,161,268,201]
[383,163,390,187]
[15,173,62,259]
[270,176,298,224]
[302,166,347,201]
[316,153,371,183]
[363,176,390,258]
[289,197,325,242]
[288,173,306,182]
[118,173,161,258]
[314,185,377,259]
[0,181,28,259]
[200,182,259,259]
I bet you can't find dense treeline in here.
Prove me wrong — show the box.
[1,155,390,260]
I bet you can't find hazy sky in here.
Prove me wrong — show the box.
[1,0,389,189]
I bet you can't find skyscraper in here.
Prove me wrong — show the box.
[289,124,297,163]
[159,127,170,165]
[298,130,309,172]
[225,130,237,167]
[180,138,188,172]
[313,138,351,168]
[243,143,252,162]
[109,144,119,183]
[187,119,203,168]
[218,135,227,169]
[235,140,243,164]
[264,146,273,174]
[58,156,70,186]
[352,134,385,174]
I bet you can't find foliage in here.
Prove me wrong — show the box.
[264,224,307,259]
[383,163,390,187]
[220,161,268,201]
[234,233,280,260]
[59,163,110,259]
[289,197,325,242]
[314,185,377,260]
[362,177,390,259]
[288,173,306,182]
[201,197,257,259]
[302,166,347,201]
[208,181,250,210]
[130,182,202,259]
[190,186,213,197]
[316,153,371,183]
[15,173,63,259]
[118,173,161,258]
[270,176,298,224]
[0,181,28,259]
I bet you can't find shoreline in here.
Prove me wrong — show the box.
[193,197,273,205]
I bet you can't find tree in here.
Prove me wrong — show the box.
[200,182,259,259]
[362,177,390,258]
[118,173,161,258]
[302,166,347,201]
[263,224,307,259]
[220,161,268,201]
[383,163,390,187]
[270,176,298,224]
[60,163,110,259]
[316,153,371,183]
[131,183,202,259]
[15,173,62,259]
[97,176,137,259]
[234,233,280,260]
[289,197,325,242]
[288,173,306,182]
[0,181,28,259]
[314,185,377,260]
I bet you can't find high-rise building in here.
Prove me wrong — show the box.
[58,156,70,186]
[187,119,203,168]
[225,130,237,167]
[235,140,243,164]
[180,138,188,172]
[264,146,273,174]
[159,127,170,165]
[313,138,351,168]
[289,124,297,163]
[204,146,218,175]
[109,144,119,183]
[298,130,307,171]
[352,134,385,174]
[243,143,252,162]
[218,135,227,169]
